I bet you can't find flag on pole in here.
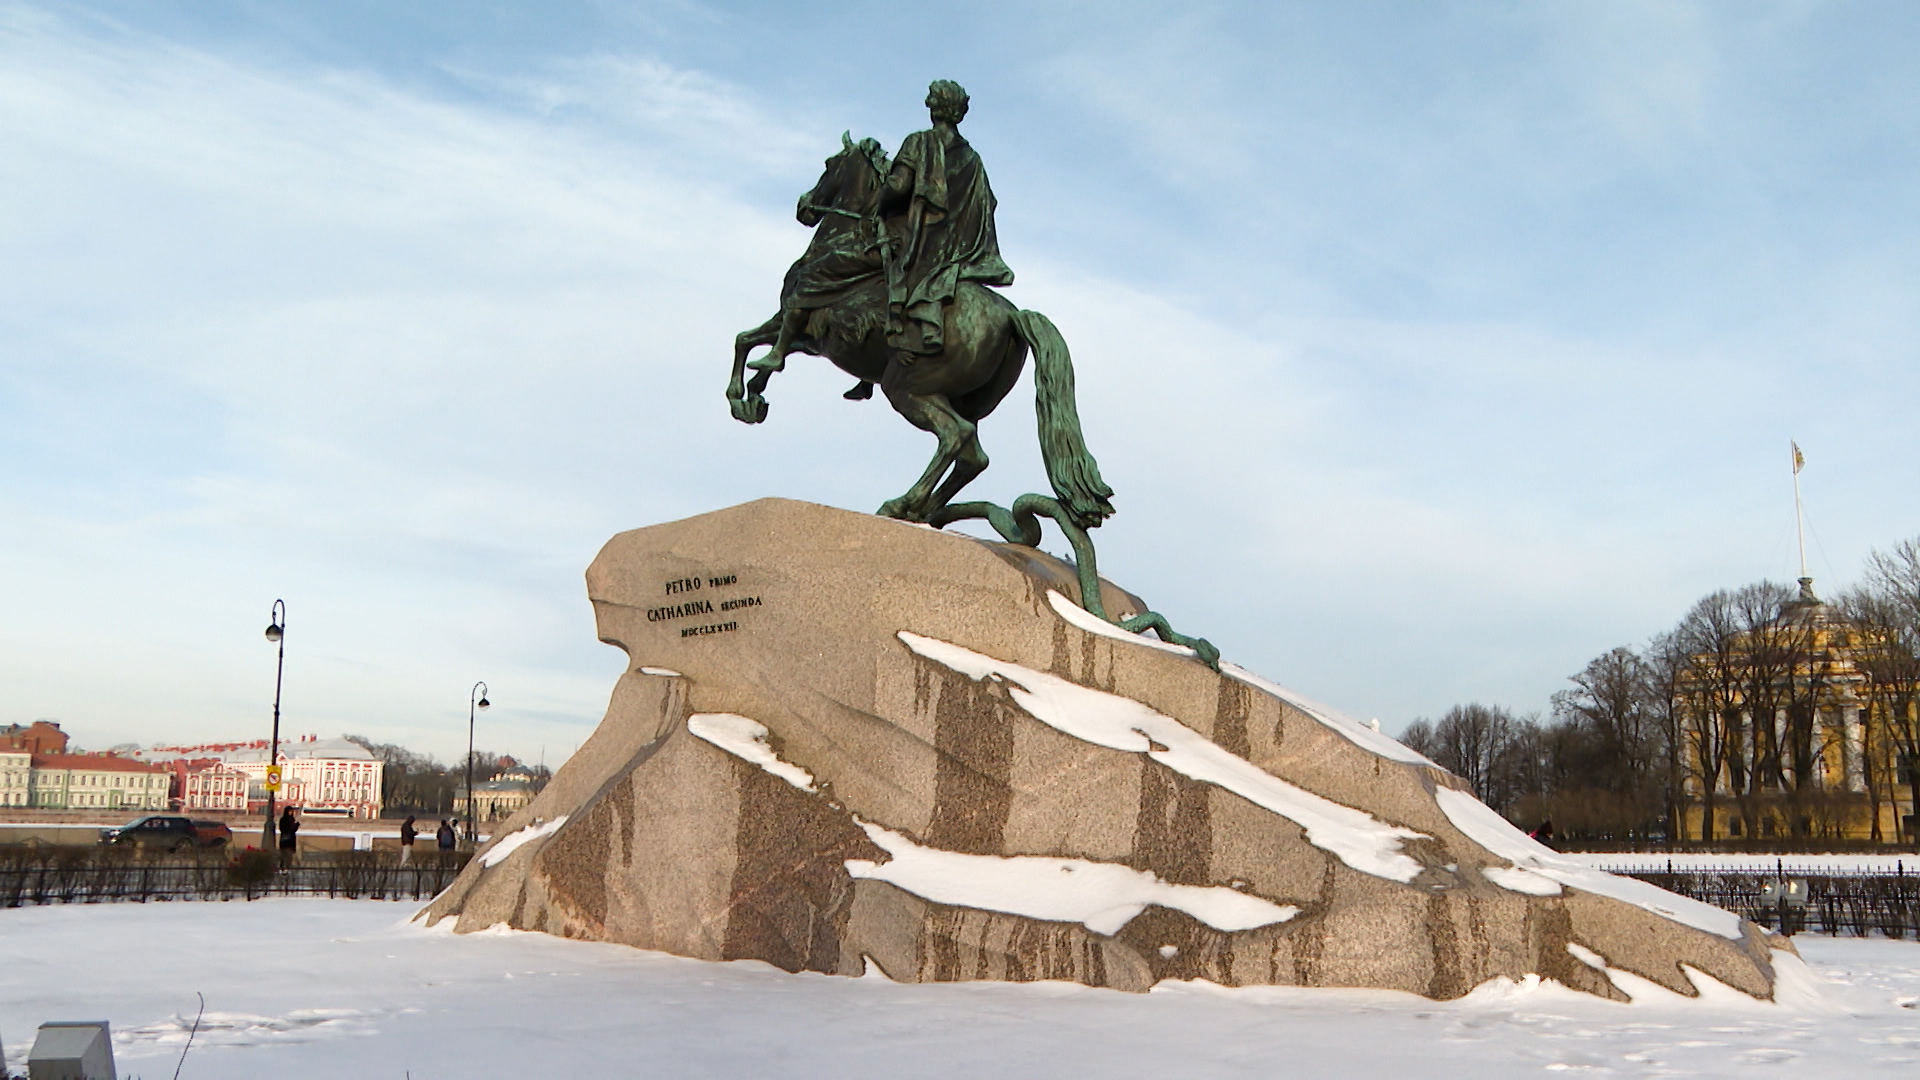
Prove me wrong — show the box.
[1791,440,1804,475]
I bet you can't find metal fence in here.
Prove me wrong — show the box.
[1616,867,1920,938]
[0,849,470,907]
[5,849,1914,939]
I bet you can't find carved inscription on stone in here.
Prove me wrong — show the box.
[648,572,760,638]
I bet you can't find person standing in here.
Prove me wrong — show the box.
[277,806,299,866]
[436,818,455,852]
[399,814,418,865]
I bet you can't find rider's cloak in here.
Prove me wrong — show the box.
[886,127,1015,357]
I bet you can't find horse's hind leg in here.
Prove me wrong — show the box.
[925,429,987,516]
[919,317,1023,511]
[878,390,974,522]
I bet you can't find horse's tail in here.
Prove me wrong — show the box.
[1011,309,1116,529]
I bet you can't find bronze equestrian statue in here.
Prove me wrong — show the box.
[726,80,1111,530]
[725,81,1216,666]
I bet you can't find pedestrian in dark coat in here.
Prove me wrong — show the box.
[278,807,300,865]
[399,815,418,865]
[436,818,456,851]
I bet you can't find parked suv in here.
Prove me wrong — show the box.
[98,815,201,852]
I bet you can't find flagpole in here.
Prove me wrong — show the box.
[1791,440,1809,584]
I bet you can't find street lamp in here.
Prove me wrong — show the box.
[466,681,490,844]
[262,600,286,851]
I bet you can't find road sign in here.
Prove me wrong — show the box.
[265,766,282,792]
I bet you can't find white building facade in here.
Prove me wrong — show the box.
[0,750,29,807]
[28,754,171,811]
[183,764,251,811]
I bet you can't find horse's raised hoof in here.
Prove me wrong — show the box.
[843,380,874,400]
[729,394,769,424]
[746,353,786,373]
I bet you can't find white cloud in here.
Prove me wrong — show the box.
[0,8,820,761]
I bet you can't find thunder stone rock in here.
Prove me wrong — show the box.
[422,498,1793,1001]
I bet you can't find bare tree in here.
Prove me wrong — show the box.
[1410,539,1920,847]
[1730,582,1801,828]
[1844,538,1920,842]
[1671,589,1745,841]
[1408,703,1527,815]
[1645,632,1690,843]
[1543,645,1669,839]
[1399,718,1436,759]
[343,735,507,815]
[1551,647,1659,792]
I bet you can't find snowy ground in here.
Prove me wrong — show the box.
[2,900,1917,1079]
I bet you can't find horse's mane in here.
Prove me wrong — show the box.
[853,137,890,180]
[824,134,889,214]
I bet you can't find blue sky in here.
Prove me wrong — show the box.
[3,1,1917,766]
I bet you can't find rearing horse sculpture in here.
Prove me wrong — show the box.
[725,136,1219,668]
[725,136,1114,530]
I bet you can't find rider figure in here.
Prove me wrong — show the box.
[747,80,1012,380]
[881,80,1015,362]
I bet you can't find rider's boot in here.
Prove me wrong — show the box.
[844,380,874,400]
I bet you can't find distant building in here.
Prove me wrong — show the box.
[455,763,538,822]
[150,757,254,812]
[177,761,250,812]
[0,721,69,755]
[1677,579,1919,842]
[28,753,170,811]
[140,735,381,819]
[1,749,29,808]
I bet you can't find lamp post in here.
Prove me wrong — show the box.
[465,681,489,844]
[262,600,286,851]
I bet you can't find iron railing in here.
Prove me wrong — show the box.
[1616,867,1918,938]
[0,848,470,907]
[4,848,1913,939]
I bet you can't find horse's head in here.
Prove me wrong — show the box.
[797,132,889,227]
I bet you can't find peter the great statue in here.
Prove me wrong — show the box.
[725,80,1215,663]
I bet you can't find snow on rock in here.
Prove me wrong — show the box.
[1220,663,1437,767]
[1045,590,1195,657]
[479,815,569,868]
[1040,587,1433,768]
[1434,788,1745,939]
[846,821,1300,936]
[898,631,1428,883]
[685,707,1299,937]
[686,713,818,792]
[638,666,682,677]
[1480,866,1562,896]
[1563,941,1783,1007]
